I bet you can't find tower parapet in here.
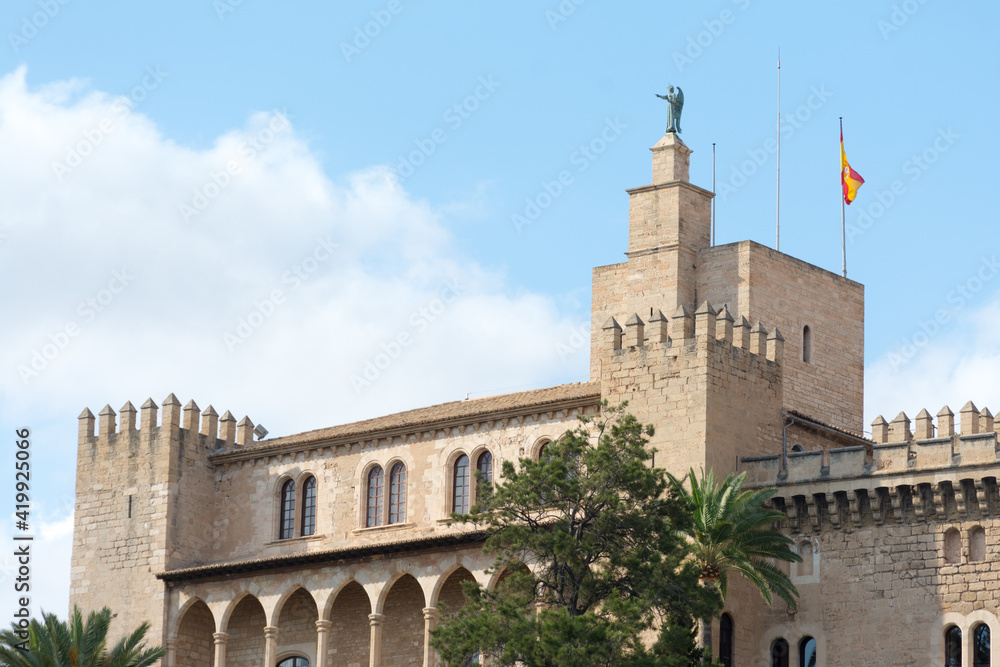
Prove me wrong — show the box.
[740,402,1000,532]
[599,299,784,477]
[76,394,255,447]
[71,394,255,642]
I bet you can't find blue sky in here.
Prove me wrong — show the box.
[2,0,999,620]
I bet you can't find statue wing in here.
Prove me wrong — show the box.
[676,87,684,107]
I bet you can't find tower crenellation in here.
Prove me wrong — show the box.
[77,395,255,446]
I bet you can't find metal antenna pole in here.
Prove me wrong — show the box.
[776,50,781,252]
[841,117,847,278]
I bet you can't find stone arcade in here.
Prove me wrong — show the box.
[71,131,997,666]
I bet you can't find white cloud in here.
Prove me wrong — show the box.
[865,299,1000,427]
[0,67,589,622]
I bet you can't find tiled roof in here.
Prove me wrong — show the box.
[156,530,489,583]
[220,381,600,455]
[786,409,872,443]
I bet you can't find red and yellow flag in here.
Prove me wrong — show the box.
[840,131,864,205]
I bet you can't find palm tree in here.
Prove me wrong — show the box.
[0,606,164,667]
[668,468,801,660]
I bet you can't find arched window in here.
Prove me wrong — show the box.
[300,476,317,537]
[771,638,789,667]
[279,479,295,539]
[974,623,991,667]
[945,626,962,667]
[791,444,804,453]
[366,466,384,527]
[389,462,407,524]
[477,451,493,494]
[797,541,814,577]
[799,636,817,667]
[970,526,987,562]
[538,442,550,462]
[453,455,471,514]
[718,613,733,667]
[945,528,962,564]
[277,658,309,667]
[802,325,812,363]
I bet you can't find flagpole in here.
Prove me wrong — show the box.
[712,142,716,246]
[776,51,781,252]
[840,117,846,278]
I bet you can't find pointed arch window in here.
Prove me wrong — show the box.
[389,462,407,524]
[279,479,295,539]
[771,638,789,667]
[945,626,962,667]
[974,624,991,667]
[454,455,471,514]
[301,476,317,537]
[367,466,384,527]
[718,613,733,667]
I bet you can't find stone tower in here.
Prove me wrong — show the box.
[591,133,864,435]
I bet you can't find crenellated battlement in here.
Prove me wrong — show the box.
[601,300,784,364]
[739,400,1000,532]
[77,393,257,448]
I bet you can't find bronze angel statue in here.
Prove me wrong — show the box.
[655,86,684,134]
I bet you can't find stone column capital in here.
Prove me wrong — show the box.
[263,625,280,639]
[422,606,439,621]
[368,613,386,626]
[315,619,333,631]
[213,632,229,644]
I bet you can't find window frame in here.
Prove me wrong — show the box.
[718,613,733,667]
[453,454,471,514]
[366,465,385,528]
[973,623,991,667]
[389,462,407,525]
[770,638,789,667]
[476,450,493,503]
[799,636,817,667]
[300,475,317,537]
[945,625,962,667]
[278,479,296,540]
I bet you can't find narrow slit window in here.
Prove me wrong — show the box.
[802,325,812,364]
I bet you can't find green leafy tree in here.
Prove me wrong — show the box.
[0,606,164,667]
[431,404,722,667]
[667,469,800,657]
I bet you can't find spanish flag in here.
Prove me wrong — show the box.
[840,131,864,205]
